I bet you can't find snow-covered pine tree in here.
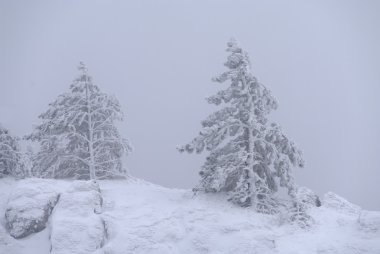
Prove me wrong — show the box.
[179,39,304,212]
[27,62,131,180]
[0,124,22,177]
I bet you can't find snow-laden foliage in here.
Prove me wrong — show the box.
[0,124,23,177]
[27,63,131,180]
[179,39,304,211]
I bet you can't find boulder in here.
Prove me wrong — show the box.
[5,179,60,239]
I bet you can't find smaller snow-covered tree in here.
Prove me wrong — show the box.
[0,124,22,177]
[27,62,131,180]
[19,146,34,178]
[287,186,321,228]
[179,39,304,212]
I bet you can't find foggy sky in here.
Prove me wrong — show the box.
[1,0,379,210]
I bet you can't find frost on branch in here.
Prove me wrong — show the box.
[27,62,131,180]
[179,39,304,212]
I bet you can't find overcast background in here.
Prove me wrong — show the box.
[1,0,379,210]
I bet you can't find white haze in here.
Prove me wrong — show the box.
[1,0,379,210]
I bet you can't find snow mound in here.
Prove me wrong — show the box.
[4,178,60,238]
[50,180,106,254]
[322,192,361,215]
[69,180,102,193]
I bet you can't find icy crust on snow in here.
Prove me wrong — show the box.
[5,178,61,238]
[50,180,106,254]
[1,178,380,254]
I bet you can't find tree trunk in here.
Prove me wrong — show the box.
[85,78,96,180]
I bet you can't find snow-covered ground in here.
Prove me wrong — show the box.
[0,177,379,254]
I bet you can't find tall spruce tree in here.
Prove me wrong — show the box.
[179,39,304,212]
[27,62,131,180]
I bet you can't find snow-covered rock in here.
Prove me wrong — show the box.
[50,180,106,254]
[4,178,60,239]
